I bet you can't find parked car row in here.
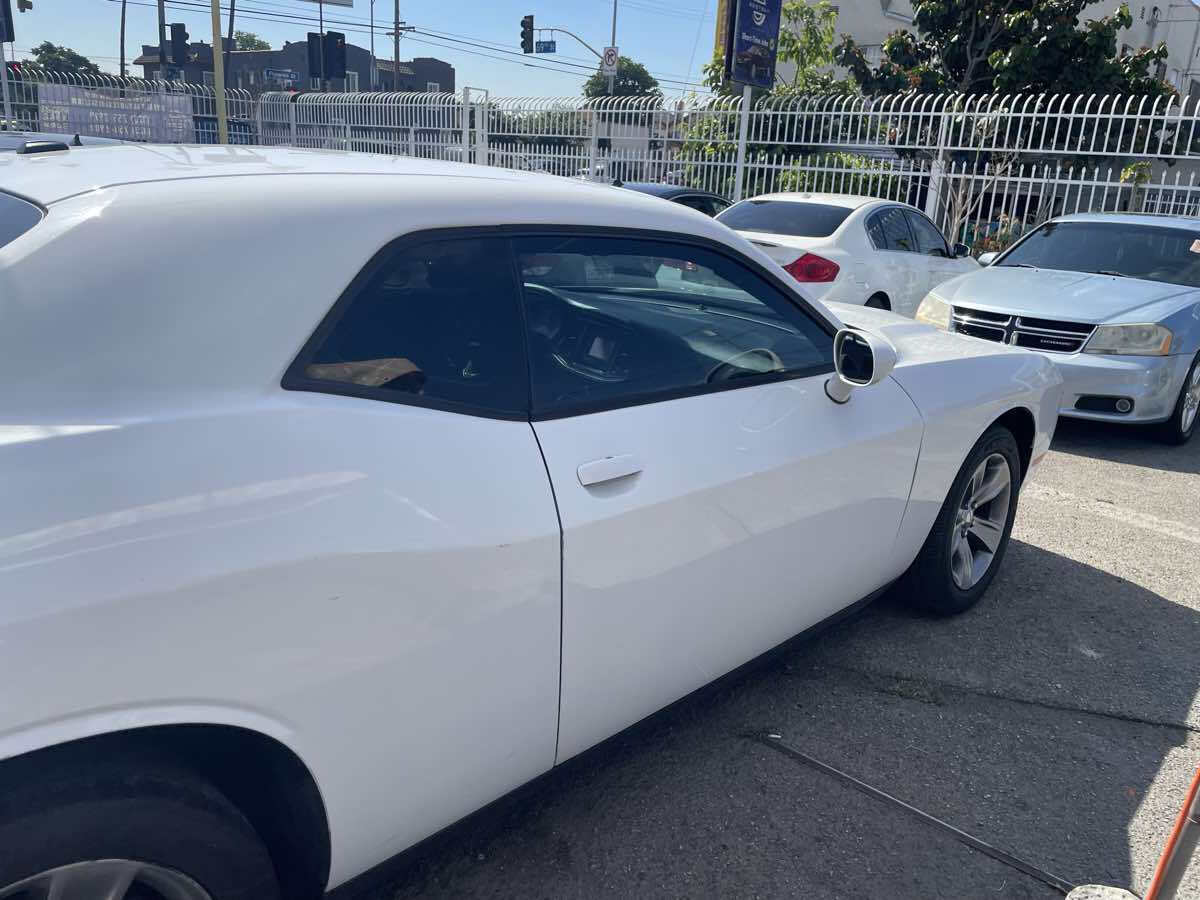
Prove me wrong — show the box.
[0,145,1061,899]
[618,180,1199,446]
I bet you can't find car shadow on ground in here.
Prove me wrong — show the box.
[336,540,1198,900]
[1050,416,1200,475]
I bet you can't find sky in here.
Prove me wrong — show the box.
[12,0,719,94]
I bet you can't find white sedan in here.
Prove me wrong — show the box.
[0,146,1059,900]
[717,192,979,316]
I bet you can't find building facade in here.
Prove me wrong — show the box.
[134,39,454,95]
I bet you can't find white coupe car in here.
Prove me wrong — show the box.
[717,193,979,316]
[0,146,1059,900]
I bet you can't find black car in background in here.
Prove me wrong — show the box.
[616,182,732,217]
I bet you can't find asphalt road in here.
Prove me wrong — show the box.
[343,417,1200,900]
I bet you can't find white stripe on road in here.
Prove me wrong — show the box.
[1024,483,1200,546]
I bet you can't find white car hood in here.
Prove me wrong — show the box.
[931,265,1195,324]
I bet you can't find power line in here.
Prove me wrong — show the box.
[97,0,713,89]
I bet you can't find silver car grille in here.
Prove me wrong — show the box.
[951,307,1095,354]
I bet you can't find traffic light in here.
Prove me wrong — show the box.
[0,0,13,43]
[15,0,31,11]
[169,23,189,65]
[307,32,322,79]
[520,15,534,54]
[324,30,346,80]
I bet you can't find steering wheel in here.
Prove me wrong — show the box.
[706,348,784,384]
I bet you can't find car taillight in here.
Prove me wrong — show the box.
[784,253,839,283]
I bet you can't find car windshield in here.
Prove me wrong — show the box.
[716,199,851,238]
[998,221,1200,288]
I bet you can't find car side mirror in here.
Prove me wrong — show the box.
[977,251,998,265]
[952,242,971,259]
[826,328,898,404]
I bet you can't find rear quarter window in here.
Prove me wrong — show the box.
[0,193,44,249]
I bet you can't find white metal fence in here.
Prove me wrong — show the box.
[7,69,1200,253]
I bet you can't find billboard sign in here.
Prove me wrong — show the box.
[724,0,781,89]
[37,84,194,142]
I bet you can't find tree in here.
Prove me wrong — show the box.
[583,57,661,99]
[835,1,1171,98]
[234,31,271,51]
[26,42,101,77]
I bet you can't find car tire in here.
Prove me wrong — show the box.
[899,425,1022,616]
[0,750,281,900]
[1158,351,1200,445]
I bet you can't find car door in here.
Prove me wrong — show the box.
[905,209,964,301]
[282,234,562,858]
[864,206,924,314]
[512,233,925,762]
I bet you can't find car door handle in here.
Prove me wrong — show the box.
[577,454,643,487]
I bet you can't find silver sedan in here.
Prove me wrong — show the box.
[916,213,1200,444]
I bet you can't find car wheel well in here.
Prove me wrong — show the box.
[0,725,330,900]
[865,293,891,310]
[990,407,1035,477]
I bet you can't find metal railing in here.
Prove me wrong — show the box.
[7,71,1200,254]
[3,66,256,143]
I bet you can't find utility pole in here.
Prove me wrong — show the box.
[318,0,325,90]
[608,0,617,95]
[119,0,127,76]
[370,0,376,90]
[156,0,168,78]
[393,0,399,91]
[210,0,228,142]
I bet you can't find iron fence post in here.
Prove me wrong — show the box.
[733,84,752,201]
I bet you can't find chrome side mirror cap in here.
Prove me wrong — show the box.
[826,328,898,404]
[977,251,998,266]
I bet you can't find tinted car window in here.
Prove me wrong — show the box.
[905,212,949,256]
[999,221,1200,288]
[296,237,530,415]
[674,195,714,215]
[0,192,43,249]
[717,200,851,237]
[514,236,833,415]
[866,207,914,252]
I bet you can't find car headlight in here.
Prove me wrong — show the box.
[914,292,952,330]
[1084,323,1173,356]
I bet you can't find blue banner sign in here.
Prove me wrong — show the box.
[726,0,781,89]
[535,40,556,54]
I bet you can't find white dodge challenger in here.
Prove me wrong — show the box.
[0,146,1060,900]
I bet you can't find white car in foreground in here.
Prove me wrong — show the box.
[0,146,1059,900]
[717,192,979,316]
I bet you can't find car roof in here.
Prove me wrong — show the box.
[1052,211,1200,230]
[620,182,724,200]
[739,192,899,210]
[0,143,605,205]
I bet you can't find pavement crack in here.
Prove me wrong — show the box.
[800,663,1200,735]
